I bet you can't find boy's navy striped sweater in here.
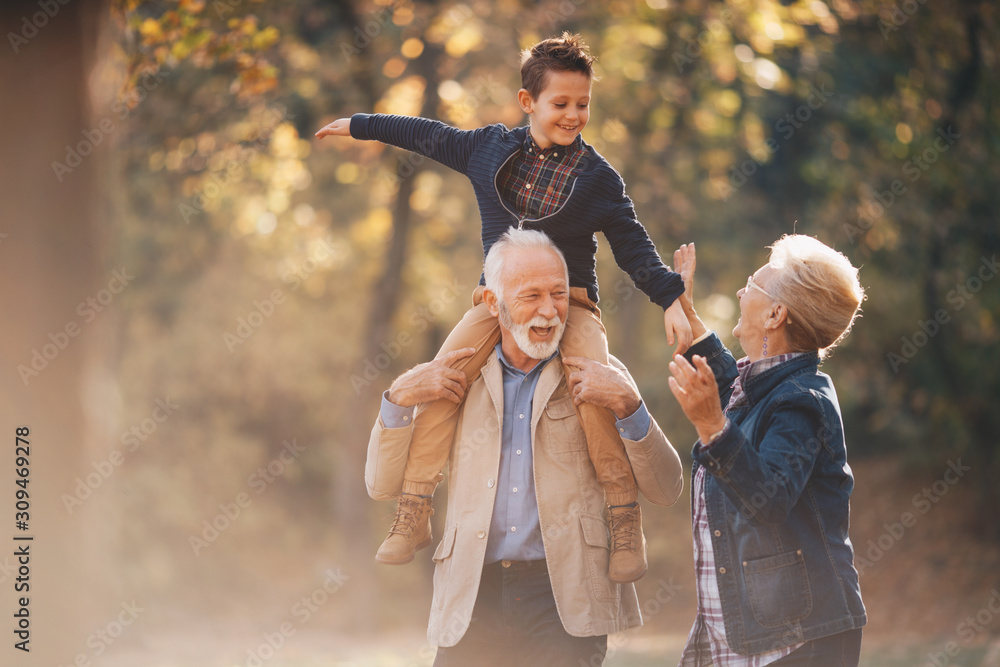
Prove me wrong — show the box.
[350,113,683,310]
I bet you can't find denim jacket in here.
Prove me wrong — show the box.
[686,333,866,654]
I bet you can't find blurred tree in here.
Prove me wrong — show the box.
[1,0,110,662]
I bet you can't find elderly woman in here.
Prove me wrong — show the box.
[667,236,867,666]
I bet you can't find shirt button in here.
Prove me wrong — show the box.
[516,449,522,455]
[512,487,518,493]
[487,479,495,488]
[477,530,486,539]
[539,154,546,159]
[714,530,721,537]
[619,427,625,434]
[519,414,524,419]
[525,183,532,190]
[510,526,517,533]
[554,152,559,157]
[403,416,410,422]
[719,567,726,574]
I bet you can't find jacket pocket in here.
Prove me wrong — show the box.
[431,524,457,612]
[433,524,457,562]
[580,514,620,603]
[544,396,586,453]
[742,549,813,628]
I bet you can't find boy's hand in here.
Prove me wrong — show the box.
[664,300,693,354]
[315,118,352,139]
[668,242,708,341]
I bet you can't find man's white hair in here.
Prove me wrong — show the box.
[483,227,568,302]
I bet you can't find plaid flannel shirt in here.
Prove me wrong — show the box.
[496,133,588,221]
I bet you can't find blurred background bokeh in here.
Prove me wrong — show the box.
[1,0,998,664]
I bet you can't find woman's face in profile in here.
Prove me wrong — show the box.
[733,265,776,359]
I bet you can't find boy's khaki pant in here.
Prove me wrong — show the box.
[400,286,639,507]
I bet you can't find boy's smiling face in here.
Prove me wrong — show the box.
[518,69,592,149]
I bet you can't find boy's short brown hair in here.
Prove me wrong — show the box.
[520,32,596,100]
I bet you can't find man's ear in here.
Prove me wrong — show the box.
[483,288,501,318]
[517,88,534,114]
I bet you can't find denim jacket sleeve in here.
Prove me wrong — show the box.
[350,113,487,175]
[683,331,738,408]
[693,388,829,526]
[683,332,832,526]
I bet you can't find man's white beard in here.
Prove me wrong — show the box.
[498,299,565,360]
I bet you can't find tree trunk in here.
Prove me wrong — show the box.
[0,0,107,663]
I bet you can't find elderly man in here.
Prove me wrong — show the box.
[365,229,684,666]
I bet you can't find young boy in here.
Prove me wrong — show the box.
[317,33,691,584]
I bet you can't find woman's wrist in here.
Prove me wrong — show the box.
[689,315,708,341]
[679,297,707,339]
[697,417,729,446]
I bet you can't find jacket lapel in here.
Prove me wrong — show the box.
[480,352,505,430]
[530,356,565,434]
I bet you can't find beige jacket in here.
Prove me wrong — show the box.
[365,352,684,647]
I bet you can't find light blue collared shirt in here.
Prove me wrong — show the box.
[379,344,652,562]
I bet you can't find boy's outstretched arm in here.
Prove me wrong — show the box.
[314,113,483,174]
[315,118,352,139]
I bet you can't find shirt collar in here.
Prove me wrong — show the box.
[726,352,808,413]
[494,342,558,378]
[735,352,806,380]
[522,131,583,162]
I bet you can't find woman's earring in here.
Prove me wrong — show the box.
[762,335,768,358]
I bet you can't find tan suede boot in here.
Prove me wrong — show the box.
[375,494,434,565]
[608,503,647,583]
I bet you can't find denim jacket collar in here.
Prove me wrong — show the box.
[740,351,820,408]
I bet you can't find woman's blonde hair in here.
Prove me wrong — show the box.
[767,234,865,358]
